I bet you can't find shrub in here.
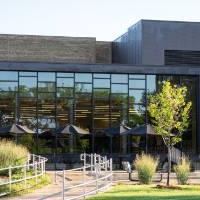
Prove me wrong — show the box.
[134,153,158,184]
[174,156,190,185]
[0,140,29,169]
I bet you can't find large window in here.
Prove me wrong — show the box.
[0,71,197,157]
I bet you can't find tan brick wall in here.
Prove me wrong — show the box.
[96,41,112,64]
[0,34,96,64]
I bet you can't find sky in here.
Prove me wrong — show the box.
[0,0,200,41]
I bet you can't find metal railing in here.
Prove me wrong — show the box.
[0,154,48,197]
[55,153,113,200]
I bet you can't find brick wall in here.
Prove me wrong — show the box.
[0,34,96,64]
[96,41,112,64]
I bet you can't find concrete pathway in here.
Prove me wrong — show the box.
[3,171,102,200]
[2,171,200,200]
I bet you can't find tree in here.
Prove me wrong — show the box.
[148,81,191,186]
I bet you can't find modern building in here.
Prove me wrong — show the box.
[0,19,200,169]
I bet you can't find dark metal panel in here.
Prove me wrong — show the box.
[128,21,142,64]
[196,76,200,153]
[112,32,129,64]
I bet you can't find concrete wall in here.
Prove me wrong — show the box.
[0,34,96,64]
[96,41,112,64]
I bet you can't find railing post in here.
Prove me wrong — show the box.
[33,154,35,171]
[84,153,86,167]
[54,171,57,184]
[27,154,30,170]
[35,161,38,184]
[39,155,41,173]
[91,154,93,172]
[24,164,27,189]
[9,166,12,193]
[83,165,86,199]
[110,159,113,185]
[95,163,98,194]
[105,158,108,186]
[44,158,46,174]
[62,170,65,200]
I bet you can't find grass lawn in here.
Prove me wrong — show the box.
[88,184,200,200]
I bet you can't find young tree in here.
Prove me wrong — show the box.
[148,81,191,186]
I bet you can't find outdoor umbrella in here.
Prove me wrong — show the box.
[105,124,130,154]
[55,124,90,136]
[123,124,156,136]
[0,124,35,142]
[54,124,90,153]
[123,124,156,153]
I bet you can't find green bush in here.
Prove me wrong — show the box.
[134,153,158,184]
[0,140,29,169]
[174,156,190,185]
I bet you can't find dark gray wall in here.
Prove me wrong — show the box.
[0,34,97,64]
[112,21,143,64]
[142,20,200,65]
[127,21,142,64]
[112,32,129,64]
[112,20,200,66]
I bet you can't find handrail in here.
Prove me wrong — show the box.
[55,153,113,200]
[0,154,48,197]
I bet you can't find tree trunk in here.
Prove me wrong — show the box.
[167,145,171,186]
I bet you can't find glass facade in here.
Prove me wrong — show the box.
[0,71,197,159]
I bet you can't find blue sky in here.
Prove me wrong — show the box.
[0,0,200,41]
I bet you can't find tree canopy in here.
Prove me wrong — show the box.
[148,81,192,146]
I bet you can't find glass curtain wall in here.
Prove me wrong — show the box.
[0,71,197,157]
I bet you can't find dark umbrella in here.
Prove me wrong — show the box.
[123,124,156,136]
[105,124,130,154]
[55,124,90,136]
[123,124,156,153]
[0,124,35,142]
[54,124,90,153]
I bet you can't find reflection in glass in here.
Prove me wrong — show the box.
[75,73,92,83]
[38,82,55,92]
[0,92,17,125]
[19,77,37,97]
[129,79,145,89]
[38,93,55,118]
[112,74,128,83]
[129,74,145,79]
[111,84,128,93]
[111,94,128,108]
[38,118,56,130]
[57,78,74,87]
[38,72,55,82]
[94,79,110,88]
[57,88,73,97]
[75,83,92,93]
[111,108,128,126]
[147,75,156,93]
[93,74,110,78]
[57,73,74,77]
[93,89,110,98]
[129,90,145,104]
[0,82,18,91]
[19,98,37,119]
[0,72,18,81]
[19,72,37,76]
